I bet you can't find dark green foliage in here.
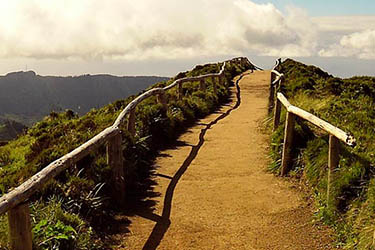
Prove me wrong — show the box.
[270,58,375,248]
[0,59,248,249]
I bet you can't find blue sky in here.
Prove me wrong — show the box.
[252,0,375,16]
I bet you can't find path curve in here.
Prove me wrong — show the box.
[119,70,337,249]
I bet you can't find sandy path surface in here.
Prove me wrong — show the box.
[119,70,337,249]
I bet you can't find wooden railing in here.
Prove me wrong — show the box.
[268,59,284,112]
[0,57,255,250]
[270,59,356,210]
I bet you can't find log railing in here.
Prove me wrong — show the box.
[270,59,356,210]
[268,59,284,112]
[0,57,255,250]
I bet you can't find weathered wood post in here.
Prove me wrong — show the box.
[8,203,32,250]
[199,79,206,91]
[269,91,275,113]
[327,135,339,208]
[277,58,282,67]
[178,82,183,100]
[273,98,281,131]
[269,73,276,112]
[128,109,136,137]
[280,111,295,176]
[270,71,275,84]
[212,76,217,94]
[278,74,283,94]
[157,92,167,111]
[107,130,126,207]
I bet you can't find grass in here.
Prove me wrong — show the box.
[269,59,375,249]
[0,59,251,249]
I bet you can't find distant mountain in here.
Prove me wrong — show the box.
[0,71,169,139]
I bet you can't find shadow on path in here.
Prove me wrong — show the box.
[142,72,250,250]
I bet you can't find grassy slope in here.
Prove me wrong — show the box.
[0,60,250,249]
[270,59,375,249]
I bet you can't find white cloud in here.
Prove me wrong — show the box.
[319,29,375,59]
[0,0,319,61]
[282,6,318,56]
[2,0,374,64]
[312,16,375,33]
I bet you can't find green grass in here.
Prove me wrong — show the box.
[269,59,375,249]
[0,59,251,249]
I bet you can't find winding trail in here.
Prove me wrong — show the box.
[118,70,337,249]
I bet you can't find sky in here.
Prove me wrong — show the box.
[0,0,374,78]
[252,0,375,16]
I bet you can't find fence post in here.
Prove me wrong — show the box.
[281,111,295,176]
[327,135,339,208]
[8,203,32,250]
[212,76,217,94]
[178,82,183,100]
[273,98,281,131]
[269,73,276,112]
[199,79,206,91]
[107,131,126,207]
[270,71,275,85]
[269,88,275,113]
[278,75,283,93]
[128,109,136,137]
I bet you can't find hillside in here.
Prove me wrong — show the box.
[0,59,250,249]
[0,71,168,139]
[271,59,375,249]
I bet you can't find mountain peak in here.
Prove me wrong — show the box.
[5,70,36,77]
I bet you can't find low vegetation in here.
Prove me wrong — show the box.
[270,59,375,249]
[0,59,249,249]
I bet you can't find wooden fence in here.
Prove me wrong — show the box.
[270,59,356,210]
[268,59,284,112]
[0,57,255,250]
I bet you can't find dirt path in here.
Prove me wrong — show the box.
[118,70,337,249]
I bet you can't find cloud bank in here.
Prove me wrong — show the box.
[319,29,375,59]
[0,0,374,62]
[0,0,319,61]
